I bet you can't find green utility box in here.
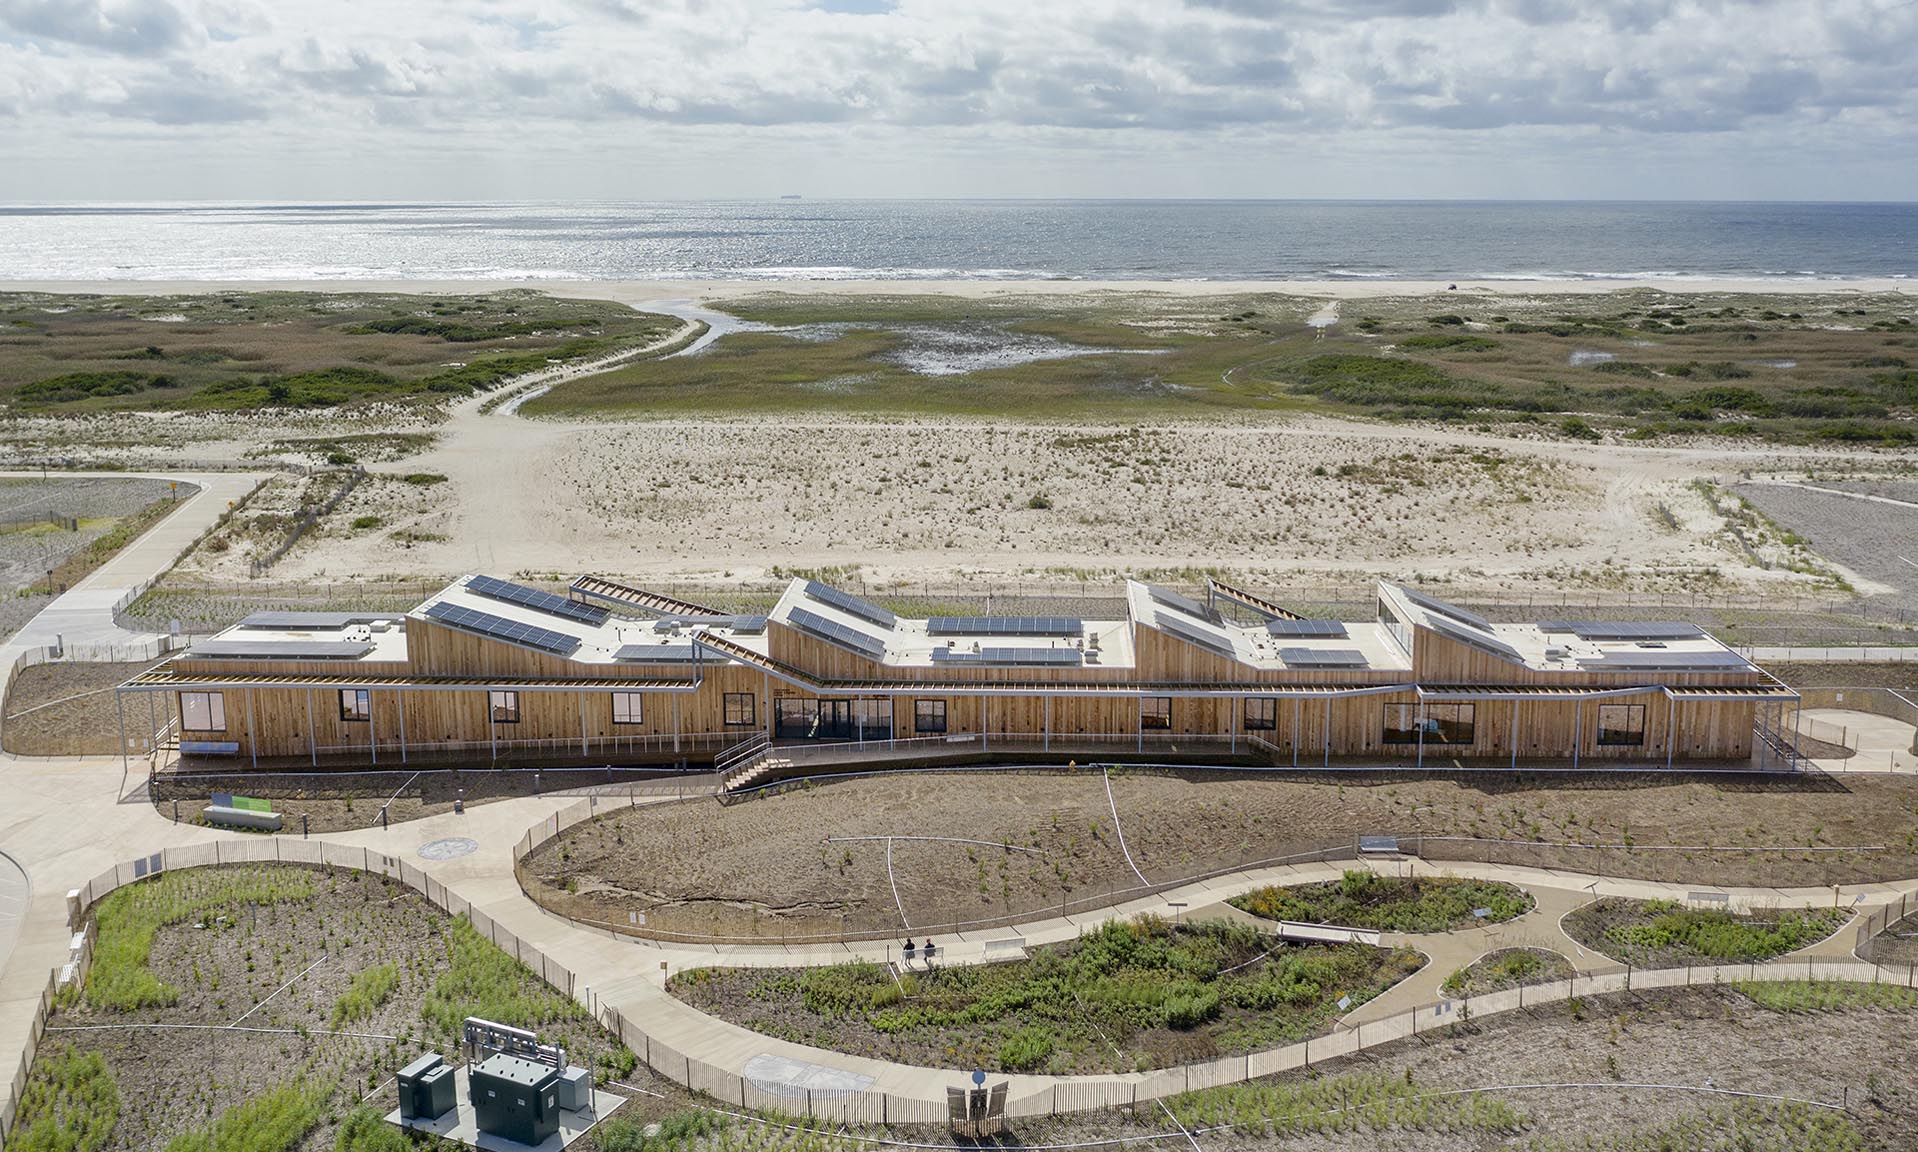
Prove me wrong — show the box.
[470,1053,561,1146]
[396,1053,455,1122]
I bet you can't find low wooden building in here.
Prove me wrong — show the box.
[119,574,1800,776]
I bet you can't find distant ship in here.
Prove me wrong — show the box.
[779,194,802,200]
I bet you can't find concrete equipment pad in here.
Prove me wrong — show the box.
[386,1065,626,1150]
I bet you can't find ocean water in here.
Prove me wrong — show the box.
[0,200,1913,283]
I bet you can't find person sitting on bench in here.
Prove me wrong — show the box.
[902,938,917,960]
[921,939,937,963]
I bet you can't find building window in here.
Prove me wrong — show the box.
[724,692,756,727]
[1141,697,1172,730]
[1244,697,1277,731]
[338,688,371,722]
[1597,703,1647,746]
[611,691,644,725]
[181,691,226,732]
[915,699,947,734]
[1383,702,1475,745]
[489,691,520,724]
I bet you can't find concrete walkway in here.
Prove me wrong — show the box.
[1796,707,1918,774]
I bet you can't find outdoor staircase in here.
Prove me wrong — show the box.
[713,733,789,799]
[1205,577,1304,622]
[570,575,726,619]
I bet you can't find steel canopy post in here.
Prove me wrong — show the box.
[1667,694,1676,770]
[1572,698,1581,771]
[398,692,408,765]
[247,687,257,770]
[306,689,317,767]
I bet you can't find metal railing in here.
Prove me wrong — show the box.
[300,729,755,767]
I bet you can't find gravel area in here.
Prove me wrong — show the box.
[1735,483,1918,614]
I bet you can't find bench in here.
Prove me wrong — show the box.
[181,740,240,756]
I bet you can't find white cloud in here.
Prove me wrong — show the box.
[0,0,1912,198]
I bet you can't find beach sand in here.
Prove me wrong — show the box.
[3,278,1909,594]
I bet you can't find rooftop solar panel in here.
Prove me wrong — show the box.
[1147,584,1222,625]
[1539,621,1706,641]
[931,647,1084,666]
[1578,650,1752,670]
[802,581,896,628]
[466,574,610,626]
[1264,618,1349,638]
[187,640,376,661]
[787,605,889,659]
[1398,586,1494,632]
[1425,614,1524,663]
[1157,612,1239,658]
[613,644,699,662]
[237,611,398,631]
[926,616,1084,637]
[423,601,582,656]
[651,614,769,634]
[1277,647,1369,668]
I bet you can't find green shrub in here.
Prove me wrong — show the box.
[1733,979,1918,1014]
[1232,872,1532,933]
[1397,333,1497,352]
[350,515,384,530]
[17,370,166,404]
[1558,416,1602,441]
[402,473,448,486]
[1605,906,1847,963]
[997,1025,1055,1071]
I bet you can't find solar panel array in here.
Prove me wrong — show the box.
[787,606,889,659]
[1277,647,1369,668]
[1265,618,1349,638]
[466,574,609,626]
[1398,586,1494,632]
[424,601,582,656]
[1425,614,1524,662]
[803,581,896,628]
[926,616,1083,637]
[1578,649,1752,671]
[613,643,699,662]
[1157,612,1239,657]
[1539,621,1705,641]
[238,611,396,631]
[931,647,1083,666]
[653,614,768,634]
[1147,584,1221,624]
[188,640,375,661]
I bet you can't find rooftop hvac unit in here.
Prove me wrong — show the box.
[369,620,393,633]
[1544,647,1566,660]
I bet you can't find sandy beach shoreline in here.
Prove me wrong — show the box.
[1,277,1912,302]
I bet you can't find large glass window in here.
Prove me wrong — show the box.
[1597,703,1647,746]
[1383,703,1475,745]
[1141,697,1172,730]
[611,691,644,725]
[1244,697,1277,731]
[181,691,226,732]
[1378,597,1415,656]
[338,688,371,722]
[489,690,520,724]
[915,699,947,734]
[724,692,757,727]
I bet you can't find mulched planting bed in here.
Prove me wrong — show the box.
[148,767,697,834]
[1860,911,1918,967]
[2,659,161,756]
[523,767,1918,942]
[1230,870,1532,932]
[1562,896,1852,969]
[668,917,1423,1074]
[1439,947,1576,998]
[14,863,651,1152]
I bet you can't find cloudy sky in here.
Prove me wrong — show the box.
[1,0,1914,201]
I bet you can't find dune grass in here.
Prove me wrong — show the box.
[329,962,399,1027]
[159,1080,331,1152]
[1733,978,1918,1014]
[10,1048,120,1152]
[85,866,318,1012]
[1167,1071,1525,1137]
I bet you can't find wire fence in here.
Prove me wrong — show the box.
[27,835,1918,1134]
